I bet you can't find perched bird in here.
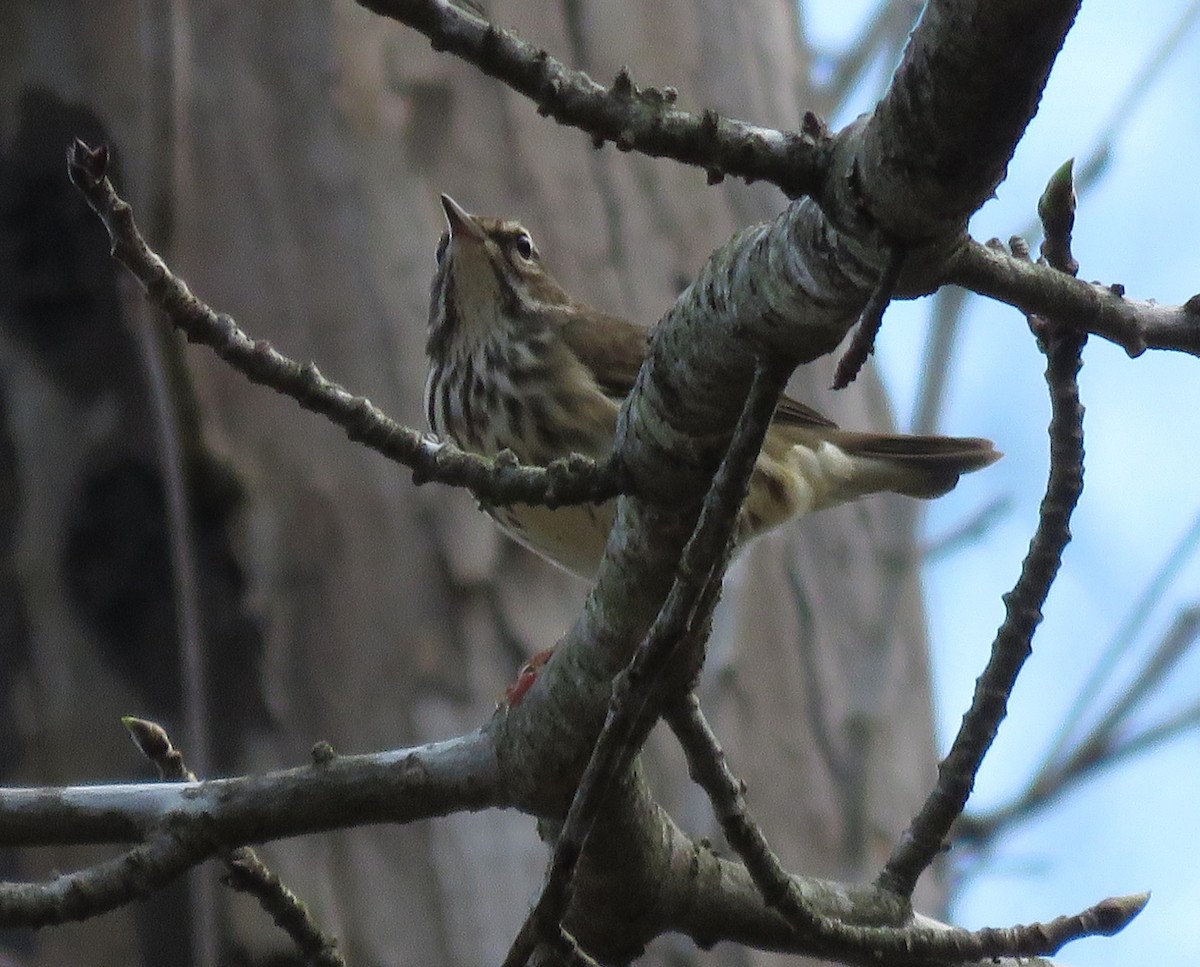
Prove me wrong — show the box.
[425,194,999,579]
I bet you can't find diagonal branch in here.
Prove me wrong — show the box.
[831,242,906,390]
[666,694,1145,965]
[502,363,787,967]
[355,0,832,198]
[667,693,853,938]
[64,138,625,510]
[0,822,215,929]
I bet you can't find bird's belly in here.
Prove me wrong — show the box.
[489,500,615,580]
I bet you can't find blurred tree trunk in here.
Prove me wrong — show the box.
[0,1,942,964]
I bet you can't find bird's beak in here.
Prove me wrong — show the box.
[440,194,486,243]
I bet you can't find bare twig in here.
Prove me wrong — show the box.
[531,927,603,967]
[960,605,1200,845]
[355,0,831,198]
[831,243,906,390]
[221,855,345,967]
[948,237,1200,358]
[124,718,345,967]
[666,693,851,937]
[0,731,503,850]
[667,694,1146,964]
[0,824,215,928]
[64,139,626,510]
[879,166,1089,896]
[500,352,1135,964]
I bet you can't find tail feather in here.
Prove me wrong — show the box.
[831,432,1001,499]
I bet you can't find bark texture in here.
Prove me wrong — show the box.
[0,2,941,964]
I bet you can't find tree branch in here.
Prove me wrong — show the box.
[64,139,625,510]
[949,237,1200,356]
[832,242,906,389]
[124,718,344,967]
[354,0,832,198]
[879,171,1088,898]
[0,823,216,929]
[503,364,786,967]
[0,731,502,850]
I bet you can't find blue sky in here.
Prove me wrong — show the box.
[811,2,1200,964]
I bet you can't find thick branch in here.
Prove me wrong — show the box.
[503,365,787,966]
[853,0,1082,240]
[0,732,501,849]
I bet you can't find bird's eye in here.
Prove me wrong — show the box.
[435,232,449,265]
[514,232,536,261]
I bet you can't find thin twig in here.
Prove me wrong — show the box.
[65,138,625,510]
[536,927,603,967]
[831,244,906,390]
[666,693,848,938]
[355,0,831,198]
[501,364,787,967]
[960,605,1200,845]
[948,236,1200,358]
[221,855,345,967]
[0,824,216,928]
[123,719,345,967]
[879,176,1088,895]
[667,693,1148,963]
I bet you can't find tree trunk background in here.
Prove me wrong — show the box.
[0,2,943,965]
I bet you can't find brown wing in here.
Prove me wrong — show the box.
[772,394,839,429]
[558,310,649,401]
[559,310,845,430]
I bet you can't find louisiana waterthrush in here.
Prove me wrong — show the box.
[425,195,999,578]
